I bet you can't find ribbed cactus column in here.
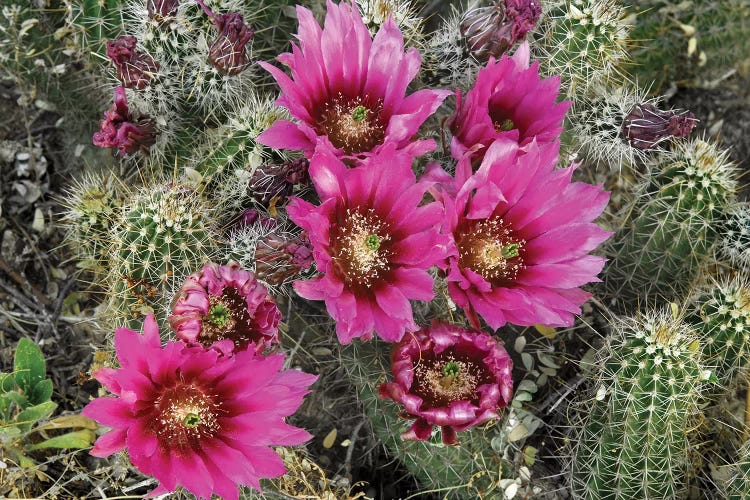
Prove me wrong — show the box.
[569,310,706,499]
[341,339,512,500]
[604,139,737,307]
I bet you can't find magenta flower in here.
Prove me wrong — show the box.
[431,138,611,330]
[82,314,316,500]
[449,42,569,163]
[378,322,513,445]
[93,86,157,156]
[169,262,281,354]
[147,0,178,21]
[287,146,448,343]
[106,36,159,90]
[257,0,450,159]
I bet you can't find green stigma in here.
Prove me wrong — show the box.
[442,361,460,378]
[500,118,515,131]
[208,303,230,328]
[183,412,201,428]
[352,105,368,122]
[501,243,520,259]
[365,234,381,251]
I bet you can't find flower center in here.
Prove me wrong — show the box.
[199,286,264,350]
[456,217,525,285]
[208,303,230,327]
[496,118,515,132]
[316,93,386,154]
[331,208,391,288]
[412,353,494,408]
[151,384,223,451]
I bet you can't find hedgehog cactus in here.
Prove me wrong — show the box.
[106,182,217,328]
[604,139,737,307]
[570,310,707,499]
[536,0,631,99]
[688,276,750,391]
[720,204,750,271]
[59,171,122,277]
[727,440,750,500]
[629,0,750,93]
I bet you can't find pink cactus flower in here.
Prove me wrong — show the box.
[92,86,157,156]
[287,145,448,343]
[378,322,514,445]
[257,0,450,160]
[169,262,281,354]
[430,138,611,330]
[82,314,316,500]
[449,42,569,163]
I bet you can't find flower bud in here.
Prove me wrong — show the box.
[208,12,254,76]
[460,0,541,60]
[93,87,157,156]
[622,103,698,150]
[247,158,310,206]
[106,36,159,90]
[147,0,179,20]
[255,232,314,287]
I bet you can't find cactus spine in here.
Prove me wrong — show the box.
[604,139,737,307]
[570,310,706,499]
[720,204,750,271]
[727,440,750,500]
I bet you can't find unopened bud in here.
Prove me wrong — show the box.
[147,0,179,21]
[208,12,254,76]
[248,158,310,206]
[93,87,157,156]
[106,36,159,90]
[460,0,541,60]
[622,103,698,151]
[255,232,314,287]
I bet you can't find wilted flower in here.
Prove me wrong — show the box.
[169,262,281,354]
[449,42,569,163]
[106,36,159,90]
[430,138,611,330]
[255,232,314,287]
[92,87,157,156]
[621,103,698,150]
[258,0,450,159]
[82,314,316,500]
[378,322,514,445]
[147,0,179,21]
[248,158,310,206]
[460,0,541,60]
[287,145,447,343]
[207,12,255,76]
[236,208,278,230]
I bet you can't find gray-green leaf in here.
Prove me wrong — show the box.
[14,338,47,394]
[28,429,96,450]
[15,401,56,432]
